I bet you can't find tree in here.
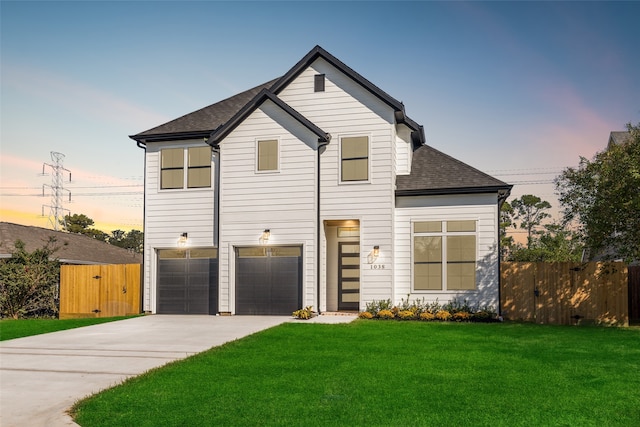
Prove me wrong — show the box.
[508,222,582,262]
[499,201,515,261]
[62,213,108,241]
[511,194,552,249]
[0,239,60,319]
[555,122,640,263]
[110,229,144,254]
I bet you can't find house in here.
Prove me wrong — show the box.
[0,222,142,265]
[130,46,511,315]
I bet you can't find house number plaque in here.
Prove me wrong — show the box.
[370,264,386,270]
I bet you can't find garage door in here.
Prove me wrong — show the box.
[235,246,302,315]
[157,248,218,314]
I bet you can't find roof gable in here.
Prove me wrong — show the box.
[396,145,512,196]
[207,89,330,146]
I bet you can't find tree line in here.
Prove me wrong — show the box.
[502,122,639,263]
[62,213,143,254]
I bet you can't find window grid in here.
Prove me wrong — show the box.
[340,136,369,182]
[413,220,477,291]
[160,146,211,190]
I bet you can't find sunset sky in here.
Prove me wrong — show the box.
[1,1,638,235]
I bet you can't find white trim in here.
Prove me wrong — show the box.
[255,137,281,174]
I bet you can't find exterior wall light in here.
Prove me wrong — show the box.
[261,229,271,243]
[178,232,188,247]
[373,245,380,257]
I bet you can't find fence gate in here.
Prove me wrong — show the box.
[59,264,141,319]
[501,262,628,326]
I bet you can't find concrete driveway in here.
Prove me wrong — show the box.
[0,315,294,427]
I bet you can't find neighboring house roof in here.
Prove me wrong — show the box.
[608,131,631,148]
[0,222,142,265]
[396,144,512,197]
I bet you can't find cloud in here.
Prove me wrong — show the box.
[2,63,169,130]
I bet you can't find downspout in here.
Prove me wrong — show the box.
[317,138,330,315]
[136,140,147,313]
[211,145,221,248]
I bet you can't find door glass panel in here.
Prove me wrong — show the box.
[342,281,360,290]
[270,247,301,257]
[342,293,360,303]
[158,249,187,259]
[190,248,218,259]
[342,269,360,278]
[237,247,267,257]
[341,257,360,265]
[341,244,360,254]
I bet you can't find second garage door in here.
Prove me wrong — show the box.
[235,246,302,315]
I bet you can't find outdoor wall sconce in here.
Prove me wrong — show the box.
[373,245,380,257]
[261,229,271,242]
[178,232,188,247]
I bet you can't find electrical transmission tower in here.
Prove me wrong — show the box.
[42,151,71,231]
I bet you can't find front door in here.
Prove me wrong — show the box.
[338,242,360,310]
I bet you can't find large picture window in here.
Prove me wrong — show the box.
[160,146,211,190]
[341,136,369,182]
[413,220,477,291]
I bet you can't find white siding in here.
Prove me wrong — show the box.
[395,126,412,176]
[279,58,397,310]
[394,193,501,310]
[217,100,319,313]
[142,140,216,312]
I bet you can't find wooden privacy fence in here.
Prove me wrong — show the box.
[501,262,628,326]
[59,264,141,319]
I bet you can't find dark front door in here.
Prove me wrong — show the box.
[338,242,360,310]
[235,246,302,315]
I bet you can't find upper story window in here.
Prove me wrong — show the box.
[340,136,369,182]
[160,146,211,190]
[257,139,278,172]
[413,220,477,291]
[314,74,325,92]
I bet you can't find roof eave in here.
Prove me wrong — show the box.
[395,185,513,197]
[129,130,214,143]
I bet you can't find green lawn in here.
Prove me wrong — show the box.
[0,316,139,341]
[72,321,640,427]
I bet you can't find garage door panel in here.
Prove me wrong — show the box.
[157,250,218,315]
[236,247,302,315]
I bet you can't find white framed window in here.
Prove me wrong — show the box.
[340,136,369,182]
[412,220,477,291]
[160,146,212,190]
[256,139,279,172]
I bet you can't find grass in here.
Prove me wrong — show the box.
[72,321,640,427]
[0,316,139,341]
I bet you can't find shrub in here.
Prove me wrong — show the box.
[419,312,435,321]
[435,310,452,321]
[292,306,314,320]
[0,239,60,319]
[453,311,471,322]
[365,299,393,316]
[471,310,496,323]
[358,311,373,319]
[377,309,395,319]
[397,310,416,320]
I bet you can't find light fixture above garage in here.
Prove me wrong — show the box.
[178,232,188,247]
[373,245,380,257]
[261,229,271,243]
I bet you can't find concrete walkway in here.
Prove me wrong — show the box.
[0,314,356,427]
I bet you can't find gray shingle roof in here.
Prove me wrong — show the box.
[131,79,279,141]
[396,144,511,196]
[0,222,142,265]
[608,131,631,147]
